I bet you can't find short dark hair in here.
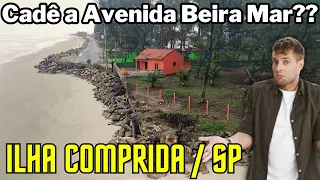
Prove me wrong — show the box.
[272,37,305,60]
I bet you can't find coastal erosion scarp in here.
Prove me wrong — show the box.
[34,39,251,178]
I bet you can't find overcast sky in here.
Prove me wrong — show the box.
[0,0,95,37]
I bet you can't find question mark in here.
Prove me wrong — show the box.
[305,4,319,23]
[292,4,306,23]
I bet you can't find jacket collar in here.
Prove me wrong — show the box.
[272,77,305,96]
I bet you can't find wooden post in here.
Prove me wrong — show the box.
[173,93,176,104]
[206,100,209,116]
[188,96,191,110]
[159,89,162,100]
[136,84,138,94]
[147,86,149,98]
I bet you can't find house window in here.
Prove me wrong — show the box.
[173,62,176,66]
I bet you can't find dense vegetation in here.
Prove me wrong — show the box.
[94,0,320,102]
[94,0,319,71]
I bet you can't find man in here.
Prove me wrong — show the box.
[198,37,320,180]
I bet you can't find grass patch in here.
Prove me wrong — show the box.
[195,118,226,133]
[128,76,148,85]
[195,115,243,134]
[127,67,249,134]
[230,99,242,108]
[163,89,187,99]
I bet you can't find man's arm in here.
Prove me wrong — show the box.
[315,140,320,152]
[314,110,320,152]
[314,92,320,152]
[235,84,255,150]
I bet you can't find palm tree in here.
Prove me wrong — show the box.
[208,63,222,86]
[177,67,191,86]
[145,70,161,88]
[244,64,260,85]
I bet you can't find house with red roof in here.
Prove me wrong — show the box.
[134,48,191,75]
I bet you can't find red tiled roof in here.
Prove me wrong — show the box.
[135,48,175,60]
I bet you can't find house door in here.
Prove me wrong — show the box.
[145,62,148,70]
[137,61,140,69]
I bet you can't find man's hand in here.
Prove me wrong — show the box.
[315,140,320,152]
[193,136,229,163]
[193,132,253,163]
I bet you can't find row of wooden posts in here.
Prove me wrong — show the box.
[135,84,231,121]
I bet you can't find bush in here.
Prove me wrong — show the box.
[208,63,222,86]
[87,59,92,65]
[177,68,191,86]
[244,64,261,84]
[143,70,163,88]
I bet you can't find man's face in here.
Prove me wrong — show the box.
[272,50,304,88]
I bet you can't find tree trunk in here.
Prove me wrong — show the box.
[161,25,164,48]
[196,55,203,79]
[142,32,147,49]
[180,24,183,50]
[200,23,215,103]
[150,27,153,46]
[195,25,202,79]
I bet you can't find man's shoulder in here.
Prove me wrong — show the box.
[301,79,320,94]
[250,79,275,90]
[302,79,320,88]
[245,79,275,98]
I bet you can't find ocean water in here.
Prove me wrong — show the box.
[0,34,72,65]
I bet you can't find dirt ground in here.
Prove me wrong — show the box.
[215,67,248,85]
[127,66,249,130]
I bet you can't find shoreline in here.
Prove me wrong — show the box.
[31,37,248,180]
[0,34,75,66]
[0,35,121,179]
[1,36,247,179]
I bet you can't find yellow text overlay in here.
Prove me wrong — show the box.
[6,143,243,176]
[64,143,185,174]
[6,143,56,174]
[212,143,242,174]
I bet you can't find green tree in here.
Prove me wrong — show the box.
[208,63,222,86]
[144,70,162,88]
[244,64,261,85]
[93,0,320,83]
[241,37,259,61]
[177,68,191,86]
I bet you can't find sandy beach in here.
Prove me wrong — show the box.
[0,36,247,180]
